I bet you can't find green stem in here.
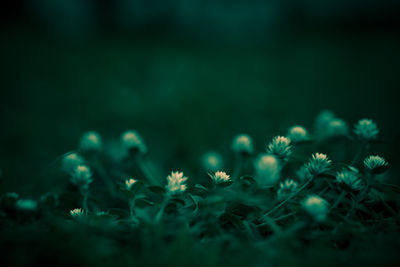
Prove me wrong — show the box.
[330,191,346,211]
[92,158,116,197]
[129,198,136,220]
[351,142,368,166]
[155,196,170,223]
[82,192,89,212]
[137,156,159,185]
[232,159,244,181]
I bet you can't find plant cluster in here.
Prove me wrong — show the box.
[0,111,399,266]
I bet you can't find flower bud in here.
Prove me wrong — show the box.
[79,131,102,152]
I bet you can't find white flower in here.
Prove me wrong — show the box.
[202,152,223,172]
[305,153,332,176]
[121,130,147,154]
[166,171,188,194]
[314,110,335,137]
[16,199,38,212]
[302,195,329,223]
[287,126,308,143]
[125,178,137,190]
[267,136,292,160]
[79,131,102,152]
[325,118,349,138]
[232,134,254,155]
[70,208,84,218]
[277,179,298,200]
[71,165,93,189]
[314,110,348,139]
[62,152,84,174]
[354,119,379,141]
[364,155,388,173]
[336,169,364,191]
[254,154,280,186]
[210,171,231,184]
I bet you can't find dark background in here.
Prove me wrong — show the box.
[1,0,400,193]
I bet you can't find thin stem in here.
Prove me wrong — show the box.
[137,156,159,185]
[263,215,282,235]
[129,198,136,219]
[330,190,346,211]
[351,142,367,166]
[155,196,170,223]
[92,157,116,197]
[82,191,89,212]
[232,159,244,181]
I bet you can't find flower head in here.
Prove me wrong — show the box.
[302,195,329,223]
[287,126,308,143]
[202,152,223,172]
[305,153,332,176]
[325,118,349,138]
[70,208,84,218]
[166,171,188,194]
[254,154,280,186]
[121,130,147,154]
[71,165,93,189]
[232,134,254,155]
[125,178,137,190]
[62,152,84,174]
[80,131,102,152]
[277,179,298,200]
[210,171,231,184]
[364,155,388,174]
[314,110,348,139]
[267,136,292,161]
[336,169,364,191]
[16,199,38,212]
[354,119,379,141]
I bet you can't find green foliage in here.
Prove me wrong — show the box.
[1,117,399,267]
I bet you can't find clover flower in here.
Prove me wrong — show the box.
[315,110,335,137]
[267,136,292,161]
[62,152,84,174]
[302,195,329,223]
[210,171,231,184]
[325,118,349,138]
[121,130,147,154]
[287,126,308,143]
[277,179,298,200]
[354,119,379,141]
[16,199,38,212]
[232,134,254,156]
[314,110,348,139]
[202,152,223,172]
[166,171,188,194]
[336,169,364,191]
[125,178,137,190]
[70,208,84,218]
[254,154,280,186]
[80,131,103,152]
[305,153,332,176]
[364,155,388,174]
[71,165,93,189]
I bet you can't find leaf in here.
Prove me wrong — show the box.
[135,197,155,208]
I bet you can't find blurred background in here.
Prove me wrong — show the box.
[1,0,400,193]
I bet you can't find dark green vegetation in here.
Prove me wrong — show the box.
[1,1,400,266]
[1,117,400,266]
